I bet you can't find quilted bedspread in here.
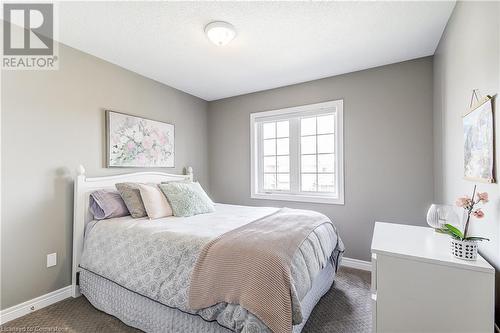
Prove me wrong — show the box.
[80,204,344,332]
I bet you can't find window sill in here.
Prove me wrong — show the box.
[251,192,344,205]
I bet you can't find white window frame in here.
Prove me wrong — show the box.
[250,99,344,205]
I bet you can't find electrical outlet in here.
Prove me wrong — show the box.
[47,253,57,268]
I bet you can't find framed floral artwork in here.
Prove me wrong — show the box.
[106,110,174,168]
[463,96,494,183]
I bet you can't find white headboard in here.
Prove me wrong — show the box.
[71,165,193,297]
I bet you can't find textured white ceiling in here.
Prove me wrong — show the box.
[59,1,455,101]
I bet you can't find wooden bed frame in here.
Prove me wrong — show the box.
[71,165,193,298]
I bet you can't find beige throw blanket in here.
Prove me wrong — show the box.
[188,208,332,333]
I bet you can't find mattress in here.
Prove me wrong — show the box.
[80,260,336,333]
[80,203,344,332]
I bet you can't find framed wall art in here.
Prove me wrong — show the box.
[106,110,174,168]
[463,94,494,183]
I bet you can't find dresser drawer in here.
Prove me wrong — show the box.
[375,253,494,332]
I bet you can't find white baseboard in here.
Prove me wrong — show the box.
[341,257,372,271]
[0,285,72,325]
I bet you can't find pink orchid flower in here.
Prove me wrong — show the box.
[476,192,489,203]
[472,209,485,219]
[456,197,471,208]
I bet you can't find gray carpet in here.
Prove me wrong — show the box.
[1,267,371,333]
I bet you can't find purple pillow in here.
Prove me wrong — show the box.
[89,189,130,220]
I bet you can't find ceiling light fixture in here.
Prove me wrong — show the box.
[205,21,236,46]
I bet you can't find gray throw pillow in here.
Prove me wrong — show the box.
[115,182,147,218]
[89,189,130,220]
[159,182,215,217]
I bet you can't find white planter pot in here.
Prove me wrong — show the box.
[450,238,477,261]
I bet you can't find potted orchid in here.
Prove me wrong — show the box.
[444,185,489,261]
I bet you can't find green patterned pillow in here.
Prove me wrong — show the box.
[159,182,215,217]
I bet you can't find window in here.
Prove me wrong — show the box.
[250,100,344,204]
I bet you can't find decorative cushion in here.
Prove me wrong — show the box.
[159,182,215,217]
[138,184,173,219]
[89,189,130,220]
[115,183,147,218]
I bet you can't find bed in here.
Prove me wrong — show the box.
[72,166,344,333]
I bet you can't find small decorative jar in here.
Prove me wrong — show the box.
[450,238,478,261]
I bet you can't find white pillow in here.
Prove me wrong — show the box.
[138,184,173,219]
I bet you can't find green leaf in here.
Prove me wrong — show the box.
[445,224,464,240]
[464,236,490,242]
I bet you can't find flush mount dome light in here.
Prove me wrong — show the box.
[205,21,236,46]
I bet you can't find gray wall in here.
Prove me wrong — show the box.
[207,57,435,262]
[1,43,209,309]
[433,1,500,324]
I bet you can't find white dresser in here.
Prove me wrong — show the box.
[371,222,495,333]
